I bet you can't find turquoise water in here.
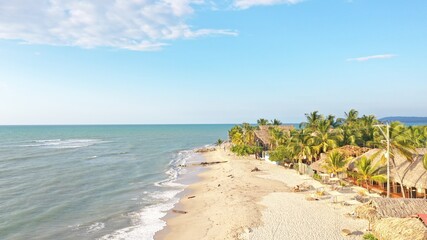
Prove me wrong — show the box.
[0,125,231,240]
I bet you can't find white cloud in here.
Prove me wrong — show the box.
[0,0,237,51]
[234,0,302,9]
[346,54,397,62]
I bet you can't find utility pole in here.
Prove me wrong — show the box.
[374,123,391,198]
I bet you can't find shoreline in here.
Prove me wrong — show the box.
[155,145,370,239]
[155,162,206,239]
[155,146,289,239]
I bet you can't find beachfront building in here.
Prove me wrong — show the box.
[310,147,427,198]
[253,125,294,158]
[310,145,370,179]
[356,198,427,240]
[347,148,427,198]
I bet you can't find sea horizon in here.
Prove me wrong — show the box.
[0,125,230,240]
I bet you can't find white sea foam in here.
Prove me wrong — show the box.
[99,199,180,240]
[21,139,103,149]
[99,149,197,240]
[87,222,106,233]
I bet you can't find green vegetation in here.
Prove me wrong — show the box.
[323,150,349,176]
[216,138,224,146]
[227,109,427,197]
[363,233,378,240]
[354,156,387,193]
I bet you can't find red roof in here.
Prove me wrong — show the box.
[417,214,427,226]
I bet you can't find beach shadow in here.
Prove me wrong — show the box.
[351,230,364,236]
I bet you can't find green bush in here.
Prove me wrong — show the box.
[363,233,378,240]
[230,145,262,156]
[269,146,291,162]
[313,173,321,181]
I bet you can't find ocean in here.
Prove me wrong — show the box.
[0,125,231,240]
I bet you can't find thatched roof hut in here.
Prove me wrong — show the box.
[356,198,427,219]
[254,125,294,149]
[396,149,427,189]
[309,145,370,173]
[373,217,427,240]
[348,148,427,190]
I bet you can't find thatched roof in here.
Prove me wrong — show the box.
[373,217,427,240]
[309,145,370,173]
[254,125,294,147]
[349,148,427,189]
[335,145,370,158]
[355,205,378,220]
[347,148,384,171]
[309,156,324,173]
[357,198,427,219]
[397,149,427,189]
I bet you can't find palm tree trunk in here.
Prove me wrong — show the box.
[365,180,370,193]
[390,159,406,198]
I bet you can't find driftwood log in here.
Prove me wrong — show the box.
[172,210,188,214]
[195,147,216,153]
[198,161,228,166]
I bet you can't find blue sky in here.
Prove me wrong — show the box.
[0,0,426,124]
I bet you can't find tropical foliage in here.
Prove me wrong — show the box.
[216,138,224,146]
[323,150,349,176]
[228,110,427,197]
[354,155,387,192]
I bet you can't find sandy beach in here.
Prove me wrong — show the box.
[155,146,369,240]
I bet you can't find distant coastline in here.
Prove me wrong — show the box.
[380,116,427,124]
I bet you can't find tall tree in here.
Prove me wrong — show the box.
[408,126,427,148]
[354,156,387,193]
[290,129,315,173]
[377,122,415,198]
[270,119,282,126]
[359,115,378,147]
[302,111,322,130]
[323,150,349,177]
[257,118,269,126]
[312,119,341,156]
[269,126,287,149]
[345,109,359,124]
[242,123,256,145]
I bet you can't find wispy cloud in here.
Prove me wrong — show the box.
[234,0,302,9]
[0,0,237,51]
[346,54,397,62]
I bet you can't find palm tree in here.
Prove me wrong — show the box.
[378,122,415,198]
[290,129,314,173]
[344,109,359,124]
[302,111,322,130]
[231,131,244,145]
[359,115,378,146]
[229,125,243,145]
[312,119,341,157]
[257,118,269,126]
[339,124,358,146]
[216,139,224,146]
[354,156,387,193]
[408,126,426,148]
[327,114,339,128]
[270,119,282,126]
[323,150,349,177]
[242,123,256,145]
[269,126,286,149]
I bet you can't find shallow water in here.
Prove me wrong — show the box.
[0,125,231,240]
